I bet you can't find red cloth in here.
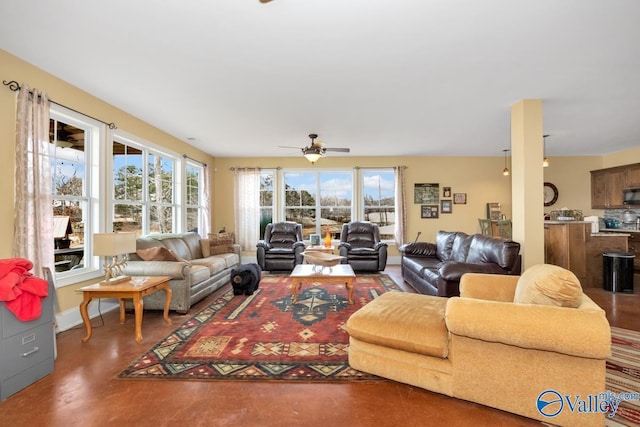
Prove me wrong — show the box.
[0,258,49,321]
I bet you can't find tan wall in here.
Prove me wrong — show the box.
[0,49,215,312]
[213,155,601,257]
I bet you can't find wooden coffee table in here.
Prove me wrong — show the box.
[290,264,356,304]
[76,276,172,343]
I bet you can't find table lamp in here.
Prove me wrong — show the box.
[93,232,137,285]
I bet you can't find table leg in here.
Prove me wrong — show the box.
[133,294,143,343]
[119,299,126,324]
[346,279,354,304]
[291,279,300,304]
[162,285,172,325]
[79,297,92,342]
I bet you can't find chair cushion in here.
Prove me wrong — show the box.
[513,264,583,308]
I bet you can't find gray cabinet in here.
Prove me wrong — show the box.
[0,271,55,400]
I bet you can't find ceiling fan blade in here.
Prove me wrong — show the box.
[324,147,350,153]
[278,145,303,150]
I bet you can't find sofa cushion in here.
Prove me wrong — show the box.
[137,247,180,262]
[346,292,449,358]
[435,231,458,261]
[190,256,227,275]
[466,234,520,270]
[450,233,472,262]
[513,264,583,308]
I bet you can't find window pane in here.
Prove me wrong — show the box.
[50,120,85,197]
[285,208,315,239]
[363,170,396,240]
[260,171,275,238]
[113,142,143,201]
[186,165,200,206]
[113,203,143,235]
[186,207,199,232]
[150,205,173,233]
[148,154,174,203]
[53,200,85,272]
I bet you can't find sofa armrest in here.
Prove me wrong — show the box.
[399,242,437,257]
[373,242,388,250]
[439,262,509,282]
[445,297,611,359]
[459,273,519,302]
[123,260,189,280]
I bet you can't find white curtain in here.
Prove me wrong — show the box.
[394,166,407,246]
[13,83,54,275]
[201,165,211,237]
[234,168,260,251]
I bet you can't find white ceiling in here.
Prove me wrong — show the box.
[1,0,639,159]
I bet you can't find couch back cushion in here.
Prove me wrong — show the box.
[435,231,459,261]
[181,232,204,259]
[267,222,302,249]
[450,233,473,262]
[513,263,583,308]
[466,234,521,270]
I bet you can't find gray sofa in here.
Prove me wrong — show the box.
[123,232,240,314]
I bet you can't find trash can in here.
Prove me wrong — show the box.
[603,251,635,293]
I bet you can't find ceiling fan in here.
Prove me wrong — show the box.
[279,134,351,164]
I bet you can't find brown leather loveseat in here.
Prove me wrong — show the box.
[399,230,520,297]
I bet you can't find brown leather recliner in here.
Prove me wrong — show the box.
[338,221,388,272]
[256,222,305,272]
[399,230,521,297]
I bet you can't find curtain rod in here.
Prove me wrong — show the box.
[3,80,117,129]
[183,154,207,167]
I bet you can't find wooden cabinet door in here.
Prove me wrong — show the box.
[607,169,626,207]
[545,224,568,268]
[591,171,607,208]
[626,164,640,189]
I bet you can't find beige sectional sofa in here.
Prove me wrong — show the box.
[123,232,240,314]
[346,265,611,427]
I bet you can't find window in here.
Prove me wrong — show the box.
[112,134,179,236]
[185,161,205,233]
[361,169,396,240]
[283,171,353,239]
[259,170,275,237]
[49,107,103,281]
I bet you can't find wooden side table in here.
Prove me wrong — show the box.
[76,276,172,343]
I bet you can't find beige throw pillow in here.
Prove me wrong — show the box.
[207,232,236,255]
[513,264,582,308]
[513,264,583,308]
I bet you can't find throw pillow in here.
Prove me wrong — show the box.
[207,232,236,256]
[513,263,583,308]
[136,247,179,262]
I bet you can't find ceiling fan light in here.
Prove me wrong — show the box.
[304,152,322,163]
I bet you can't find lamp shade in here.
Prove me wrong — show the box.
[93,232,137,256]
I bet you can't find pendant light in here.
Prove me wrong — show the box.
[502,149,510,176]
[542,134,550,167]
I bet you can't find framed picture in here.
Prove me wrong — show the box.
[310,234,320,246]
[414,183,439,204]
[441,200,452,214]
[421,204,439,219]
[453,193,467,204]
[443,187,451,198]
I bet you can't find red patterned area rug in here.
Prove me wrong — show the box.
[607,327,640,426]
[119,274,400,382]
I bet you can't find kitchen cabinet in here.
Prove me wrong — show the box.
[545,221,629,288]
[591,168,626,208]
[626,164,640,189]
[591,163,640,208]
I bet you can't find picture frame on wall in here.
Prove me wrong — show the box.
[421,205,439,218]
[441,200,452,214]
[443,187,451,198]
[414,183,439,204]
[310,234,321,246]
[453,193,467,204]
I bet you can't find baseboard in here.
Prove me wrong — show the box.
[55,299,120,333]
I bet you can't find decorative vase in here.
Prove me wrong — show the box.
[325,226,332,248]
